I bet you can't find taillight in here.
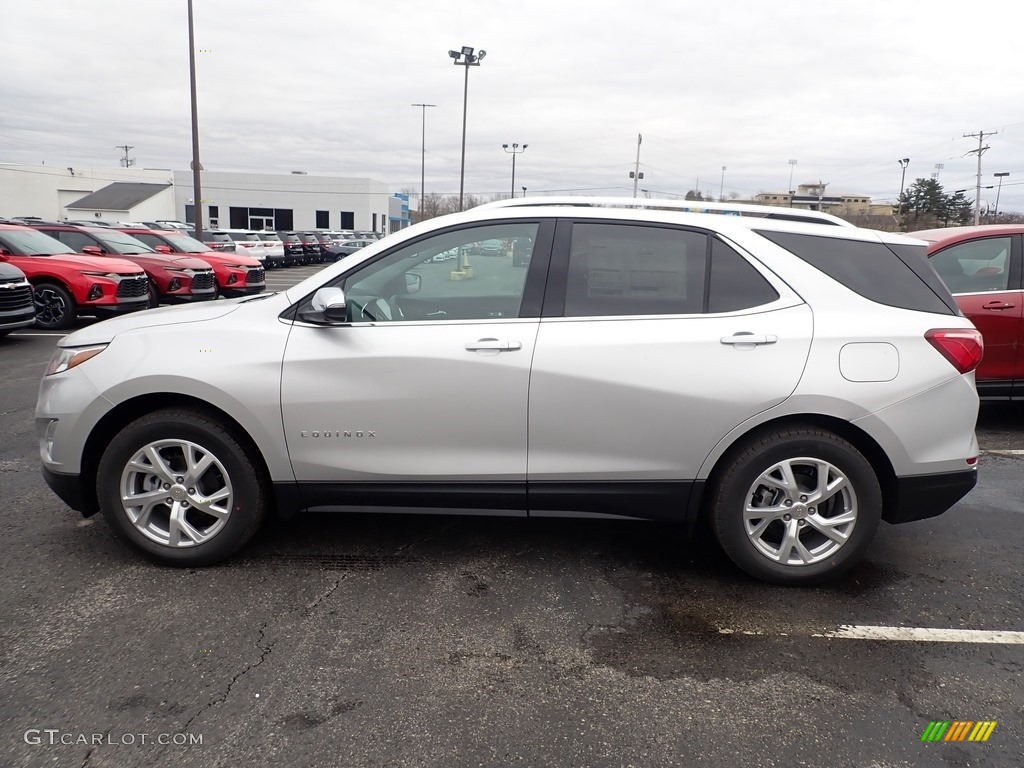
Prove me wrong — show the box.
[925,328,984,374]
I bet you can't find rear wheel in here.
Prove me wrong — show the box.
[710,427,882,586]
[33,282,77,330]
[97,409,267,566]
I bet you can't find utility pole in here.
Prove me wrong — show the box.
[632,133,642,198]
[964,130,997,226]
[116,144,135,167]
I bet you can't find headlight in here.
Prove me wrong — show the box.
[45,345,108,376]
[81,271,121,279]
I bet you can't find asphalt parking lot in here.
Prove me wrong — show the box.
[1,263,1022,767]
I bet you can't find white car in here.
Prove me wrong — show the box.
[36,197,981,585]
[217,229,268,265]
[254,232,286,269]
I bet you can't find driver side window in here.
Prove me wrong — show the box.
[341,222,539,322]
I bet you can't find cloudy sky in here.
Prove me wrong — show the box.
[3,0,1023,212]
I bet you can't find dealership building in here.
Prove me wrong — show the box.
[0,163,410,233]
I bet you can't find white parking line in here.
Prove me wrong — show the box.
[981,449,1024,457]
[812,625,1024,643]
[10,332,64,337]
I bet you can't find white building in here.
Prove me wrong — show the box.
[0,164,396,232]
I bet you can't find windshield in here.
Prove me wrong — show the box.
[0,229,77,256]
[91,230,156,255]
[161,233,212,253]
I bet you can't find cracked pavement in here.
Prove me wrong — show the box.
[2,334,1023,768]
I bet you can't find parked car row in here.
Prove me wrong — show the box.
[0,219,266,330]
[196,229,384,268]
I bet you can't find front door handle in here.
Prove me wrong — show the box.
[465,338,523,352]
[982,301,1015,310]
[720,333,778,346]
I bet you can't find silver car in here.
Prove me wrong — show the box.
[36,198,982,585]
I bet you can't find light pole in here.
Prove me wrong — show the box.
[994,172,1009,218]
[448,46,486,212]
[411,103,436,219]
[897,158,910,219]
[787,158,798,196]
[187,0,204,242]
[502,143,527,199]
[521,186,527,198]
[719,166,727,201]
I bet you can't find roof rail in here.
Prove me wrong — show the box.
[477,196,854,227]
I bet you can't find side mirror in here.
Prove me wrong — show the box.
[155,245,172,254]
[81,245,103,255]
[299,286,348,324]
[405,272,421,294]
[0,247,11,259]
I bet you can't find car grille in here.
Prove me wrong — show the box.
[116,275,149,298]
[0,280,34,312]
[247,267,265,284]
[190,271,215,291]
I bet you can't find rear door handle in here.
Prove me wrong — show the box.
[720,333,778,346]
[465,338,522,352]
[982,301,1015,310]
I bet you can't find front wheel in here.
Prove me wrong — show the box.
[709,427,882,586]
[96,409,268,566]
[33,282,77,330]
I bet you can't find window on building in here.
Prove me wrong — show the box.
[209,205,219,219]
[340,211,355,229]
[184,204,195,224]
[316,210,329,229]
[372,213,378,231]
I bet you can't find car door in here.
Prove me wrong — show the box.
[526,220,813,520]
[929,235,1023,397]
[280,219,554,513]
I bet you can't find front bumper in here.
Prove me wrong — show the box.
[42,467,96,516]
[884,468,978,524]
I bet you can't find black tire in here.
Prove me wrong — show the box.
[33,281,77,330]
[96,409,268,566]
[709,427,882,586]
[146,281,160,309]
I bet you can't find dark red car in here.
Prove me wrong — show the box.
[117,228,266,298]
[0,224,149,330]
[25,222,216,306]
[911,225,1023,399]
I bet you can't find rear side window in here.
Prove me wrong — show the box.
[708,238,779,312]
[564,223,706,316]
[757,231,955,315]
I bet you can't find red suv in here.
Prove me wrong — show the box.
[117,228,266,298]
[0,224,149,330]
[26,223,216,306]
[911,225,1023,399]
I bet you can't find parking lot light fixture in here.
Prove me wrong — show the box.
[502,143,528,200]
[448,46,486,212]
[897,158,910,219]
[411,103,436,219]
[994,172,1010,217]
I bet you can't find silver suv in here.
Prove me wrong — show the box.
[36,198,982,585]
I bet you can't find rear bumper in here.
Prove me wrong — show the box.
[884,468,978,524]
